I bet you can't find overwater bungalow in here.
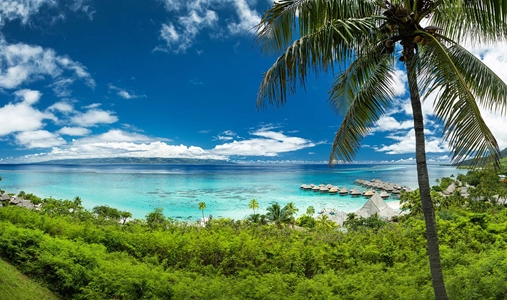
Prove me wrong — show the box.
[319,186,329,193]
[339,187,349,195]
[380,190,390,199]
[329,186,339,194]
[304,184,314,190]
[350,188,361,197]
[363,190,374,198]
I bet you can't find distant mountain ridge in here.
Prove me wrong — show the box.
[459,147,507,167]
[33,157,234,165]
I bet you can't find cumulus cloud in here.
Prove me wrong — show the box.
[391,69,407,97]
[47,101,74,114]
[371,116,413,133]
[59,126,91,136]
[0,39,95,94]
[0,89,56,136]
[157,0,262,53]
[70,109,118,127]
[4,123,319,162]
[211,129,316,156]
[374,129,448,155]
[15,130,66,148]
[15,129,225,162]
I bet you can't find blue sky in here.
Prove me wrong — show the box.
[0,0,506,164]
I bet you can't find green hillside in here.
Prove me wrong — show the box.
[0,258,59,300]
[459,147,507,167]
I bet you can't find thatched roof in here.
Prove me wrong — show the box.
[355,193,398,219]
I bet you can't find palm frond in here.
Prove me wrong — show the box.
[328,42,392,115]
[431,0,507,43]
[443,44,507,114]
[255,0,381,54]
[329,53,396,163]
[257,17,379,108]
[418,34,502,168]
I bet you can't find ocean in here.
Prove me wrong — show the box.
[0,163,462,220]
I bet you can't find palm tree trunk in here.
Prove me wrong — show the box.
[405,47,448,300]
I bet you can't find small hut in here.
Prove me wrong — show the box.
[355,193,398,219]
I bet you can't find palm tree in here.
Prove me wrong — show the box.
[266,202,291,228]
[306,206,315,217]
[255,1,507,299]
[198,201,206,220]
[249,199,259,215]
[284,202,299,227]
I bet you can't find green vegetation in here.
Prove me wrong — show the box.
[198,201,207,220]
[255,2,507,298]
[0,258,59,300]
[0,169,506,299]
[248,199,259,215]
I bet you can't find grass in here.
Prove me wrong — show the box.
[0,258,59,300]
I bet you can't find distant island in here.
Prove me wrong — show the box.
[32,157,235,165]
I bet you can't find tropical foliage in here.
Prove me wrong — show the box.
[0,178,507,299]
[198,201,206,220]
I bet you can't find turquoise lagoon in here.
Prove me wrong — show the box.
[0,164,461,220]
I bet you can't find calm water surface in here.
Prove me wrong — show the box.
[0,164,461,220]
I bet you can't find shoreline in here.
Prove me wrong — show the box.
[0,164,459,220]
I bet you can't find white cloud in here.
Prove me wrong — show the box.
[15,89,41,104]
[4,127,317,163]
[0,89,56,136]
[59,126,90,136]
[480,108,507,150]
[227,0,261,34]
[0,0,57,25]
[67,0,95,19]
[211,129,315,156]
[213,129,238,141]
[160,9,218,53]
[16,129,225,162]
[15,130,66,148]
[0,39,95,93]
[391,69,407,97]
[374,129,448,155]
[157,0,262,53]
[70,109,118,127]
[0,0,95,26]
[82,103,101,109]
[108,84,146,99]
[47,101,74,114]
[371,115,413,132]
